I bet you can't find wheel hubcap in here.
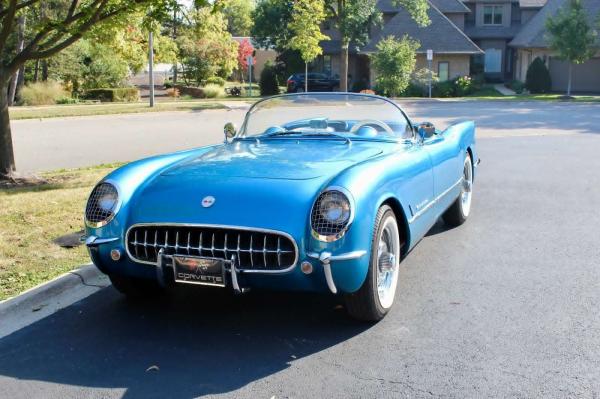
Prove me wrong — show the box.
[376,217,400,309]
[461,157,473,217]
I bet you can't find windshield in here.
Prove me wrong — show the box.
[239,93,413,141]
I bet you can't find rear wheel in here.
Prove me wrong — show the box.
[109,274,164,299]
[344,205,401,322]
[443,154,473,227]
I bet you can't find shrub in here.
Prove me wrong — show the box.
[351,80,369,93]
[525,57,552,94]
[56,97,79,105]
[259,62,280,96]
[19,81,70,106]
[402,82,425,97]
[202,84,225,98]
[84,88,140,102]
[432,81,455,98]
[204,76,226,87]
[454,75,474,96]
[166,88,180,98]
[371,35,420,97]
[507,79,525,94]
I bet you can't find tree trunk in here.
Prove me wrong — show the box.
[42,60,48,81]
[567,62,572,97]
[305,62,308,92]
[34,60,40,82]
[7,16,26,106]
[0,74,17,179]
[340,44,349,92]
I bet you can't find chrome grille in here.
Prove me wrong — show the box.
[311,190,351,237]
[85,183,118,225]
[127,225,297,271]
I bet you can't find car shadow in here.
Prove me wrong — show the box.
[0,286,371,398]
[425,218,455,237]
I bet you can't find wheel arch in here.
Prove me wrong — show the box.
[379,196,411,257]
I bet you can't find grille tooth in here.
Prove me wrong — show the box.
[127,226,296,271]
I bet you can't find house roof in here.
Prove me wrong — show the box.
[519,0,548,8]
[378,0,470,14]
[464,25,523,39]
[510,0,600,48]
[361,3,482,54]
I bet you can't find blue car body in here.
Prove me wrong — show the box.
[85,94,478,295]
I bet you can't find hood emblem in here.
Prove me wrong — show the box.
[202,196,216,208]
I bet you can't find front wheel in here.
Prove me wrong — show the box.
[344,205,401,322]
[443,154,473,227]
[109,274,164,299]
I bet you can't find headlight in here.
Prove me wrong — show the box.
[85,182,120,228]
[311,189,354,242]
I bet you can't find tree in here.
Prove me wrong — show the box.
[237,37,254,81]
[0,0,199,180]
[251,0,293,52]
[253,0,430,92]
[545,0,599,96]
[177,7,238,85]
[371,35,419,97]
[223,0,254,37]
[288,0,329,92]
[525,57,552,94]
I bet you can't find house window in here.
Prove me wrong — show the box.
[483,5,503,25]
[323,55,332,76]
[438,62,449,81]
[484,49,502,73]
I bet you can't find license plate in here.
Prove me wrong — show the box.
[172,256,227,287]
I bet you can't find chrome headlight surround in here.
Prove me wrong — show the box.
[85,181,121,228]
[310,186,355,242]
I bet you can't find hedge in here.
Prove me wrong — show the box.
[84,88,140,102]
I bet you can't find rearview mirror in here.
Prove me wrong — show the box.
[224,122,237,142]
[417,122,436,140]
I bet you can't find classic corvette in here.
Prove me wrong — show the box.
[84,93,478,321]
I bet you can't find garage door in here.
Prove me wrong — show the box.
[549,57,600,93]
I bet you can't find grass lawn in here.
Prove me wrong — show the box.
[0,164,121,301]
[8,100,231,121]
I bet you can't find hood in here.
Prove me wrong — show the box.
[127,140,394,231]
[160,140,385,180]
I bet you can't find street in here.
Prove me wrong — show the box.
[10,100,600,173]
[1,102,600,397]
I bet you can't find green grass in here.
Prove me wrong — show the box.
[0,163,122,301]
[8,101,231,120]
[467,89,600,102]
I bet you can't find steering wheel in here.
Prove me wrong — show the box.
[349,119,395,136]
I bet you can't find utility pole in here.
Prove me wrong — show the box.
[427,49,433,99]
[149,31,155,107]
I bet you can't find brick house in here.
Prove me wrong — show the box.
[310,0,599,92]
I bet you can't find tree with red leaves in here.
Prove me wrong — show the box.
[237,38,254,81]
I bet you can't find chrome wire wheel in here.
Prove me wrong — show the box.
[461,156,473,217]
[376,215,400,309]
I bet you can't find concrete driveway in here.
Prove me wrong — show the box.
[1,101,600,398]
[10,100,600,173]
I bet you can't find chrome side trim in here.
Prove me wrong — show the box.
[310,186,356,243]
[306,250,368,294]
[408,177,463,224]
[85,236,119,247]
[306,250,367,262]
[125,223,299,274]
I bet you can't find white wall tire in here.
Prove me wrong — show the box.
[344,205,400,321]
[443,153,473,227]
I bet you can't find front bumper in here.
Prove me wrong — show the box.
[86,235,369,294]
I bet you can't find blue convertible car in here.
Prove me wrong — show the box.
[84,93,478,321]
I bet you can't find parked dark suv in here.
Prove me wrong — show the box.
[286,73,339,93]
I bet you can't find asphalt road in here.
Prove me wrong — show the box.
[2,102,600,398]
[10,100,600,173]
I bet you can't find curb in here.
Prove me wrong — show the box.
[0,265,110,339]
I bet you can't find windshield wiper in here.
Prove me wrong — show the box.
[300,132,352,145]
